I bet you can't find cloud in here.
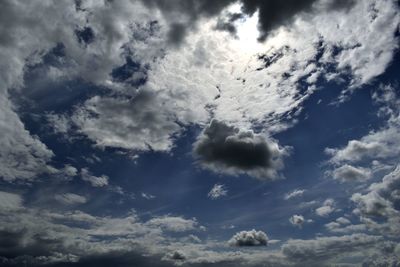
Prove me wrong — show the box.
[146,216,201,232]
[141,192,156,200]
[284,189,306,200]
[208,184,228,199]
[54,193,87,205]
[332,164,372,182]
[351,165,400,235]
[194,120,289,180]
[142,0,357,45]
[315,198,336,217]
[289,215,305,227]
[169,250,186,261]
[0,191,23,211]
[228,230,268,247]
[80,168,109,187]
[282,234,382,263]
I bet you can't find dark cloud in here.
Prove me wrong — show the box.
[142,0,357,44]
[193,120,288,180]
[228,230,268,246]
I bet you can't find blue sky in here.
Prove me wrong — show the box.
[0,1,400,266]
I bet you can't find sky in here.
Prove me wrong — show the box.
[0,0,400,266]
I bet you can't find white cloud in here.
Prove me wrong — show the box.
[332,164,372,182]
[208,184,228,199]
[80,168,109,187]
[316,198,336,217]
[284,189,306,200]
[289,215,305,228]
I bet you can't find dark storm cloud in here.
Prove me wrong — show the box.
[193,120,288,180]
[142,0,357,44]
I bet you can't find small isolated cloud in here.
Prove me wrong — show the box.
[284,189,306,200]
[289,215,305,227]
[193,120,289,180]
[54,193,87,205]
[141,192,156,199]
[316,198,336,217]
[80,168,109,187]
[332,164,371,182]
[228,229,268,247]
[208,184,228,199]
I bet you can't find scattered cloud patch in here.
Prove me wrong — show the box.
[208,184,228,199]
[284,189,306,200]
[289,215,305,228]
[316,198,336,217]
[80,168,109,187]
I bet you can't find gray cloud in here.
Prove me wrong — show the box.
[193,120,289,180]
[54,193,87,205]
[228,229,268,246]
[282,234,382,263]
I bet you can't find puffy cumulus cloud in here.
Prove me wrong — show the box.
[282,234,382,263]
[289,215,305,227]
[351,165,400,235]
[315,198,336,217]
[194,120,289,180]
[332,164,372,182]
[146,216,201,232]
[80,168,109,187]
[54,193,87,205]
[284,189,306,200]
[228,229,268,247]
[208,184,228,199]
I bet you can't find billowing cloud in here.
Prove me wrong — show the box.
[332,164,372,182]
[351,165,400,235]
[194,120,289,180]
[228,229,268,246]
[208,184,228,199]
